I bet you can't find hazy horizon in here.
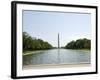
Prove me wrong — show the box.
[23,10,91,47]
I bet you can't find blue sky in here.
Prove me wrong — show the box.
[23,10,91,47]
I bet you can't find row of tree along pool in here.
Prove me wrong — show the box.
[23,32,91,54]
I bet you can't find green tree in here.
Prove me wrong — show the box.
[65,38,91,49]
[23,32,53,52]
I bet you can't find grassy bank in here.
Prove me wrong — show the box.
[23,50,46,56]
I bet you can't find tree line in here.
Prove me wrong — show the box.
[23,32,91,51]
[65,38,91,49]
[23,32,53,52]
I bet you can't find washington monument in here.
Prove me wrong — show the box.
[58,33,60,48]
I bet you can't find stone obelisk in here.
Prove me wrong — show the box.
[58,33,60,48]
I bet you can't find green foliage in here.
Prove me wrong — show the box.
[23,32,53,52]
[65,38,91,49]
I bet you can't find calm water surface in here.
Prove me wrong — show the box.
[23,49,90,65]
